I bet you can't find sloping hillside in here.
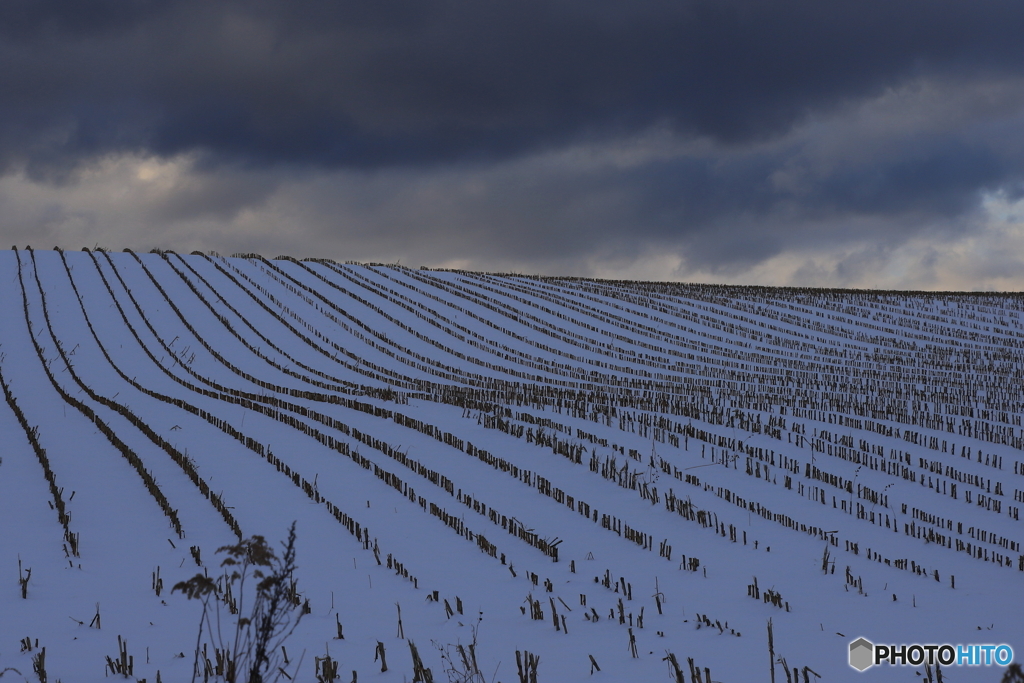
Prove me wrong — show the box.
[1,248,1021,682]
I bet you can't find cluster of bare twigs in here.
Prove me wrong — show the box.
[173,522,305,683]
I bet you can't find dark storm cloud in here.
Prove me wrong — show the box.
[250,91,1022,275]
[2,0,1024,172]
[459,119,1020,267]
[4,0,1024,284]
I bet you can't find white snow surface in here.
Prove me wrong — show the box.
[1,248,1022,682]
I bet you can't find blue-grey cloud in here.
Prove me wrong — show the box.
[3,0,1024,172]
[4,0,1024,286]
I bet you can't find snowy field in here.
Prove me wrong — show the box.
[1,247,1022,682]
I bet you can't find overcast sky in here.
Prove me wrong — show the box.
[3,0,1024,289]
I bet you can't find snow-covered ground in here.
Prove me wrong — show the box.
[1,248,1021,682]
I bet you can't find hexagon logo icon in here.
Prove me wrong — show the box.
[849,637,874,671]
